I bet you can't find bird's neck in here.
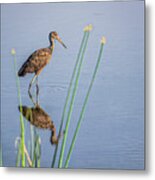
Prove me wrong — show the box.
[49,38,54,51]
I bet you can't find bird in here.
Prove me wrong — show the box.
[18,105,62,145]
[18,31,67,105]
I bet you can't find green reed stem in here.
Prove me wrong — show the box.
[32,129,37,167]
[36,136,41,167]
[64,41,105,168]
[58,31,90,168]
[51,31,87,168]
[25,107,37,163]
[16,141,21,167]
[12,49,26,167]
[32,132,41,167]
[30,125,35,160]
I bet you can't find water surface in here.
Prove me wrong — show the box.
[1,1,144,169]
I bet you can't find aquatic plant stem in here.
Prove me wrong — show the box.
[16,142,21,167]
[12,49,26,167]
[58,29,91,168]
[32,133,41,167]
[51,31,87,168]
[35,135,41,168]
[24,144,32,167]
[64,37,106,168]
[30,125,35,160]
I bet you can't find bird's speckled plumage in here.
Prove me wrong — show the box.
[18,105,61,145]
[18,48,53,76]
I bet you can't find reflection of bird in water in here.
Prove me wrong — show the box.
[18,105,61,145]
[18,31,67,105]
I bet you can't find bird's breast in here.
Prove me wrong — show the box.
[47,54,52,64]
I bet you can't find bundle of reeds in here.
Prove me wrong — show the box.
[51,25,106,168]
[12,49,41,168]
[12,49,26,167]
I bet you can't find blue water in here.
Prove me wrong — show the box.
[1,1,144,169]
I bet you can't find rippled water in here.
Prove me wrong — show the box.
[1,1,144,169]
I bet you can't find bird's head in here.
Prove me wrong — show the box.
[49,31,67,48]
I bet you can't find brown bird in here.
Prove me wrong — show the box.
[18,31,67,104]
[18,105,62,145]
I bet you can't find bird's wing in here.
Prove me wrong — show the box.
[31,48,52,70]
[18,48,52,76]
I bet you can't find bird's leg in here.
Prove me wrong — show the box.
[36,76,39,105]
[28,75,37,106]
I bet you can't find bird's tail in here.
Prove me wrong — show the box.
[18,106,32,121]
[18,105,27,115]
[18,66,27,76]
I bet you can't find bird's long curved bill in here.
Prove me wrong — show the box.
[58,38,67,49]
